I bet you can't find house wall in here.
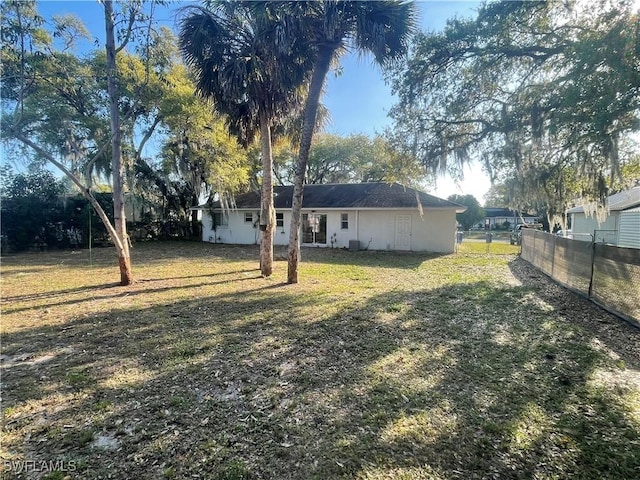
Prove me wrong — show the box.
[618,209,640,249]
[202,208,458,253]
[323,211,352,248]
[202,209,262,245]
[357,209,456,252]
[274,211,291,246]
[572,212,620,243]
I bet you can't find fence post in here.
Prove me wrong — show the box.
[88,207,93,267]
[587,241,596,298]
[551,233,556,277]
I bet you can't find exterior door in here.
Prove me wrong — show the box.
[302,213,327,245]
[395,215,411,250]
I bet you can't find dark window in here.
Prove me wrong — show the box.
[213,212,228,228]
[245,212,253,223]
[276,212,284,227]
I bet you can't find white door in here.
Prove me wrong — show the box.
[395,215,412,250]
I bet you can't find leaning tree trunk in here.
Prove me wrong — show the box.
[259,111,275,277]
[287,47,334,284]
[11,132,130,265]
[104,0,134,285]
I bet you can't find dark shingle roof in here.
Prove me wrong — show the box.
[209,183,465,211]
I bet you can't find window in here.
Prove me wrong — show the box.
[276,212,284,227]
[212,212,228,228]
[341,213,349,230]
[245,212,253,223]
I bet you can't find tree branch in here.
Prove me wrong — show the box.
[115,6,137,54]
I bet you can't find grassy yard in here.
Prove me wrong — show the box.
[1,242,639,480]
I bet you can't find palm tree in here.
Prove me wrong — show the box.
[179,2,311,276]
[285,1,417,283]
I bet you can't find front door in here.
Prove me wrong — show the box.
[302,213,327,245]
[395,215,411,250]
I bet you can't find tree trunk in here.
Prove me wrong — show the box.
[287,47,334,284]
[191,197,201,239]
[259,111,275,277]
[104,0,133,285]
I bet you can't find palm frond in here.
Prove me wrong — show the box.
[178,3,313,146]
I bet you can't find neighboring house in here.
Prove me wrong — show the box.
[194,182,466,253]
[618,207,640,249]
[481,208,538,229]
[567,186,640,246]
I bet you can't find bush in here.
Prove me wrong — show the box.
[1,167,66,252]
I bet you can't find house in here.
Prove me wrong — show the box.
[195,182,466,253]
[481,208,538,230]
[567,186,640,246]
[618,207,640,248]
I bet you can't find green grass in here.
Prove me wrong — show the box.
[457,239,520,255]
[1,242,638,479]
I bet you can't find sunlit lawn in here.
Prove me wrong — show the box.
[456,239,519,255]
[1,242,638,479]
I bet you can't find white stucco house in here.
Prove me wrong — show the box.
[567,186,640,247]
[194,182,466,253]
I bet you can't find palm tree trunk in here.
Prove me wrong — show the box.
[259,111,275,277]
[287,47,334,284]
[104,0,134,285]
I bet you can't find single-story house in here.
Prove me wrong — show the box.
[567,186,640,246]
[194,182,466,253]
[480,208,538,229]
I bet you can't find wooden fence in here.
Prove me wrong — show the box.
[521,229,640,327]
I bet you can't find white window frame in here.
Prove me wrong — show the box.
[341,213,349,230]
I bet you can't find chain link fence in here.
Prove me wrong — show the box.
[521,229,640,327]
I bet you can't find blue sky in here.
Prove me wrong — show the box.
[324,1,480,137]
[35,0,491,203]
[321,1,489,201]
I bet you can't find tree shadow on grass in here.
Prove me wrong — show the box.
[295,246,448,270]
[0,242,262,270]
[508,256,640,367]
[1,283,123,304]
[1,257,639,479]
[0,267,61,277]
[2,275,266,315]
[138,268,260,283]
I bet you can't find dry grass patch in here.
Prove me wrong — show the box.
[1,241,639,479]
